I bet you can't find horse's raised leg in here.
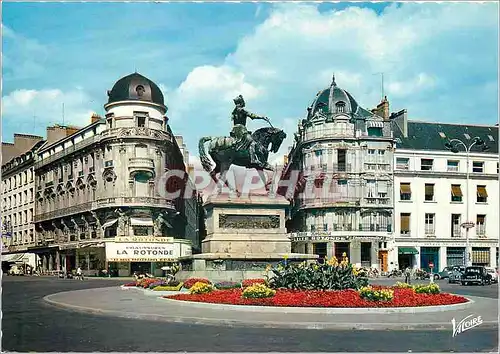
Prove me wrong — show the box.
[219,163,240,197]
[256,168,272,192]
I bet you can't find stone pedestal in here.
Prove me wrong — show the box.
[180,193,316,281]
[201,194,291,256]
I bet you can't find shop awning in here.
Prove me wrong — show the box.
[101,219,118,229]
[451,185,463,197]
[477,186,488,198]
[400,183,411,193]
[2,253,26,262]
[398,247,419,255]
[130,218,153,226]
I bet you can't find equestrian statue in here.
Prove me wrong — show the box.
[199,95,287,193]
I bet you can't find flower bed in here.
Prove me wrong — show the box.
[183,278,211,289]
[165,288,468,308]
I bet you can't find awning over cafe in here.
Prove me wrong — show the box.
[101,219,118,229]
[2,253,26,262]
[130,218,154,226]
[398,247,419,255]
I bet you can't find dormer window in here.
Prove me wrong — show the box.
[336,101,346,113]
[107,118,113,129]
[137,116,146,128]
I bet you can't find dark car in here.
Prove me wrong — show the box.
[461,266,492,286]
[448,266,465,284]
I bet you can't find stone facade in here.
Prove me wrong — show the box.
[281,77,394,269]
[27,73,199,276]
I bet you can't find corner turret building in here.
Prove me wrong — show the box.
[281,76,394,270]
[29,73,197,276]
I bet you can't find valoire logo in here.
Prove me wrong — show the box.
[452,314,483,337]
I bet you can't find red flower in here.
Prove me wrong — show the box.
[123,282,137,287]
[165,287,468,308]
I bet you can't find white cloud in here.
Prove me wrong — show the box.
[2,88,95,138]
[169,2,497,161]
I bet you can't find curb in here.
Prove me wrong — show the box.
[42,294,499,330]
[159,296,474,314]
[43,290,497,331]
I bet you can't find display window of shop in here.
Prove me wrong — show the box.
[361,242,371,267]
[420,247,440,272]
[133,226,153,236]
[313,243,327,262]
[446,247,465,267]
[335,242,349,259]
[471,247,490,266]
[105,227,117,238]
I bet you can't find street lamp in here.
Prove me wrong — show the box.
[444,137,490,267]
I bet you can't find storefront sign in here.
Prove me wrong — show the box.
[292,235,386,242]
[114,236,176,243]
[106,241,191,262]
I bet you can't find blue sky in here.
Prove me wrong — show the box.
[2,1,498,163]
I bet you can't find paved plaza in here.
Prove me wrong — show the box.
[2,277,498,352]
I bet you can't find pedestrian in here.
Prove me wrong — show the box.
[404,266,411,284]
[76,266,84,281]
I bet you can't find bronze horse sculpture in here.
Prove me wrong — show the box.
[198,126,287,193]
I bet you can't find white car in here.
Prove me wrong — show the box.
[485,267,498,283]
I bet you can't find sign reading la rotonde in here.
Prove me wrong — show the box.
[105,237,192,262]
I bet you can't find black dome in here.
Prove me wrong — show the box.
[107,72,165,107]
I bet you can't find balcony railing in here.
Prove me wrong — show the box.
[95,197,173,208]
[297,196,360,208]
[34,202,93,222]
[35,135,99,169]
[307,163,352,173]
[100,127,173,142]
[452,227,462,237]
[400,230,411,237]
[359,224,392,232]
[476,226,486,236]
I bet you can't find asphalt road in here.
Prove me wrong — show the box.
[2,276,498,352]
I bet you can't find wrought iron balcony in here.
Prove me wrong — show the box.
[34,135,100,169]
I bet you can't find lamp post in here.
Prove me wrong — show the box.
[444,137,490,267]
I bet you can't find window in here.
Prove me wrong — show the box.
[378,150,385,155]
[400,213,410,235]
[336,101,345,113]
[323,224,328,231]
[137,116,146,128]
[476,215,486,236]
[447,160,459,172]
[424,184,434,201]
[451,184,463,202]
[399,183,411,200]
[107,118,113,129]
[396,157,409,170]
[425,213,435,235]
[472,161,484,173]
[337,149,346,172]
[368,149,375,155]
[310,225,316,232]
[421,159,433,171]
[367,127,383,137]
[451,214,461,237]
[476,185,488,203]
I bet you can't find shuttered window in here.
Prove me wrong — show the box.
[451,184,463,202]
[400,213,410,234]
[477,185,488,202]
[424,184,434,201]
[400,183,411,200]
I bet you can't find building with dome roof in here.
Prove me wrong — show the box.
[26,72,200,276]
[280,76,395,270]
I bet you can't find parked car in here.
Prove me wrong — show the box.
[485,267,498,283]
[434,267,452,280]
[461,266,492,286]
[448,266,465,284]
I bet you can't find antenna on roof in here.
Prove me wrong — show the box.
[373,72,385,101]
[62,103,65,126]
[33,110,36,131]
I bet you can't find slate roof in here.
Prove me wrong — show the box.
[107,72,164,107]
[393,121,499,154]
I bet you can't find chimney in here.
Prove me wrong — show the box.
[91,112,102,124]
[373,96,390,121]
[46,124,80,145]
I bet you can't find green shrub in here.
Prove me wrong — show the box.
[267,255,368,291]
[242,283,276,299]
[414,283,440,294]
[152,282,184,291]
[359,286,394,301]
[214,281,241,290]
